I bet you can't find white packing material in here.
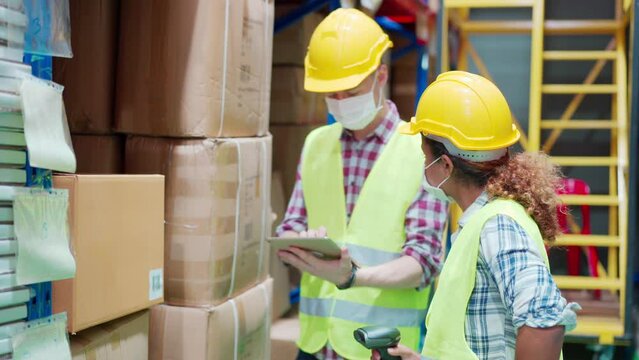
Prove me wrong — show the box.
[13,187,75,285]
[11,313,72,360]
[20,75,76,173]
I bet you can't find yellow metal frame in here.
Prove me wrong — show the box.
[441,0,630,345]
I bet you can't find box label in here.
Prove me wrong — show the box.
[149,268,163,301]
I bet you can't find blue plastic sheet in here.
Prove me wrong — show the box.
[23,0,71,58]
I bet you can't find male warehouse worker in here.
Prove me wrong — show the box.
[275,8,449,360]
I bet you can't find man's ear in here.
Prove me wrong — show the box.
[377,64,389,87]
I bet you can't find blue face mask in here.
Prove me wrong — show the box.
[423,157,453,203]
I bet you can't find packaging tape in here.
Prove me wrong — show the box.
[257,139,268,279]
[217,0,231,137]
[230,298,240,360]
[229,282,270,360]
[258,282,271,357]
[226,139,242,298]
[261,0,270,132]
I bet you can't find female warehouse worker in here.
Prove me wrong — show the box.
[376,71,580,360]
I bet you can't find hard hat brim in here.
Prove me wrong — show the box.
[399,117,521,151]
[398,118,421,135]
[304,72,371,93]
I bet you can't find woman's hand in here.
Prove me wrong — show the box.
[277,227,353,286]
[371,345,422,360]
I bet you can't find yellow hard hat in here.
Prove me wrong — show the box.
[400,71,520,153]
[304,8,392,93]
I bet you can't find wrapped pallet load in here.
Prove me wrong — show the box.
[116,0,274,138]
[53,0,119,134]
[150,279,273,360]
[125,135,272,307]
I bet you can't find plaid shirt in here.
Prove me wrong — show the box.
[276,101,448,360]
[433,192,579,360]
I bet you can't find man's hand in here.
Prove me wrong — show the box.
[277,226,353,286]
[371,345,421,360]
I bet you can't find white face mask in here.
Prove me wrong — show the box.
[423,157,453,203]
[325,75,382,131]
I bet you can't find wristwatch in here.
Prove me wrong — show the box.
[336,261,358,290]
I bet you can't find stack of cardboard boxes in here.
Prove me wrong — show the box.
[269,5,327,199]
[53,0,278,358]
[52,1,165,358]
[389,37,420,122]
[53,0,124,175]
[116,0,275,359]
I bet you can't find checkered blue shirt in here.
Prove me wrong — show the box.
[441,192,580,360]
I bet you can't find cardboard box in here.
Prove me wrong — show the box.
[273,5,323,65]
[53,0,118,134]
[70,310,149,360]
[125,135,272,307]
[52,175,165,333]
[270,66,327,125]
[72,135,124,174]
[271,316,300,360]
[115,0,274,138]
[270,172,291,319]
[271,172,287,235]
[270,124,321,199]
[150,279,273,360]
[390,36,419,121]
[270,253,291,320]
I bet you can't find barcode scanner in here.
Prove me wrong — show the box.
[354,326,401,360]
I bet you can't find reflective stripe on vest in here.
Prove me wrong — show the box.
[423,199,563,360]
[298,123,430,360]
[300,297,428,328]
[346,243,402,266]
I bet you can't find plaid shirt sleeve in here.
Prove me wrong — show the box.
[481,214,580,331]
[275,161,308,235]
[402,189,449,289]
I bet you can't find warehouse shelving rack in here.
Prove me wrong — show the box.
[21,54,54,322]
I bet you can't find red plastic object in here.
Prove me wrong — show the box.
[556,178,601,299]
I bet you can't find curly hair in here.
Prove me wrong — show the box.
[426,137,563,241]
[486,152,563,241]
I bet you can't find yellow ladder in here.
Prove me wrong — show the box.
[440,0,630,345]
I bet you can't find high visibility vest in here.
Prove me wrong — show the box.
[423,199,563,360]
[298,123,431,360]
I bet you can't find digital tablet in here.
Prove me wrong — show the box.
[266,237,342,260]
